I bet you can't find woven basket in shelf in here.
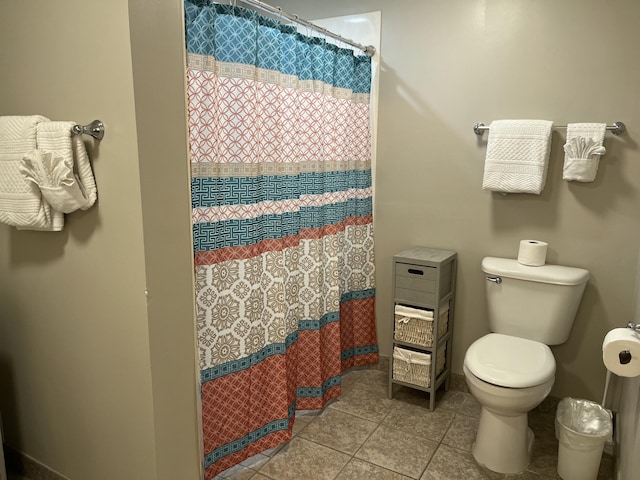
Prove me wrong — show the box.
[394,303,449,347]
[392,345,446,389]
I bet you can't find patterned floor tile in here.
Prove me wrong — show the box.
[262,444,285,457]
[355,424,438,479]
[335,458,413,480]
[529,411,556,439]
[216,372,617,480]
[441,413,480,451]
[390,385,436,408]
[258,437,350,480]
[528,429,561,478]
[328,381,396,422]
[449,373,468,393]
[458,394,482,418]
[239,453,270,471]
[341,370,363,392]
[292,414,314,437]
[351,369,389,393]
[300,408,378,455]
[383,401,455,442]
[435,390,469,411]
[220,463,256,480]
[420,444,502,480]
[505,471,549,479]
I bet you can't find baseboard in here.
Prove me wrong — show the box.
[4,445,69,480]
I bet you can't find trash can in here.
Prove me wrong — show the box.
[555,397,613,480]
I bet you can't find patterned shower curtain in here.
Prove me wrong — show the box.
[184,2,378,478]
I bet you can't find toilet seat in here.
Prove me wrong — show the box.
[465,333,555,388]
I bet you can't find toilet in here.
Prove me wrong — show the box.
[464,257,589,474]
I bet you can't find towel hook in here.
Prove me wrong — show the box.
[72,120,105,140]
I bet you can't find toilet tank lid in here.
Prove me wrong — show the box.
[482,257,590,286]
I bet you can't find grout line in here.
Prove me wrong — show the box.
[352,421,383,459]
[332,455,351,480]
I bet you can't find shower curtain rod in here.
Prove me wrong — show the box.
[235,0,376,56]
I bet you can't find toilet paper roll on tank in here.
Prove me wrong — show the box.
[602,328,640,377]
[517,239,548,266]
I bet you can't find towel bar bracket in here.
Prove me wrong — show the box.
[473,123,486,136]
[611,121,626,136]
[72,120,104,140]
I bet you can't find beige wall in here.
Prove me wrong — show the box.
[1,0,638,476]
[0,1,199,479]
[271,0,640,402]
[128,1,201,478]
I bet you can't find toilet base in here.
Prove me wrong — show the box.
[472,406,534,474]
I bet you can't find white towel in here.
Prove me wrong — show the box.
[563,123,606,182]
[394,305,434,321]
[482,119,554,194]
[0,116,63,230]
[21,121,98,213]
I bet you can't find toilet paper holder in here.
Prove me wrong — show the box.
[618,322,640,364]
[627,322,640,332]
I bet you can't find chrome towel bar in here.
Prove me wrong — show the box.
[473,121,626,136]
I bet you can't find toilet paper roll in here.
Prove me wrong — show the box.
[602,328,640,377]
[517,240,548,266]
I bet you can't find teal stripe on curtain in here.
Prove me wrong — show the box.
[191,170,373,208]
[185,1,371,92]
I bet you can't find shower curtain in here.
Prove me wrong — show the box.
[184,2,378,478]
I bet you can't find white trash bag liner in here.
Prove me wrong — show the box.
[555,397,612,480]
[555,397,612,447]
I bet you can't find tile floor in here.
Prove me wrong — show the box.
[215,367,615,480]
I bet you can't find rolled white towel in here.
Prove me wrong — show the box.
[563,123,607,182]
[22,121,98,213]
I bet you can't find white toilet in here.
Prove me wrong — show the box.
[464,256,589,474]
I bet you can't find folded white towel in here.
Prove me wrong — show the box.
[394,305,434,321]
[21,121,98,213]
[563,123,606,182]
[482,119,554,194]
[0,116,63,230]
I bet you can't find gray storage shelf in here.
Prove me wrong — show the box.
[388,247,457,411]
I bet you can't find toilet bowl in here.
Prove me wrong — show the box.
[464,333,555,474]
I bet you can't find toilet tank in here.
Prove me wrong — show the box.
[482,257,590,345]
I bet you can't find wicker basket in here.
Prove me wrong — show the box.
[394,303,449,347]
[392,345,446,388]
